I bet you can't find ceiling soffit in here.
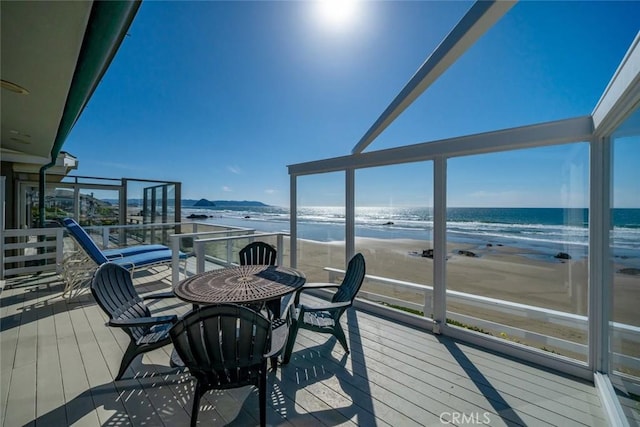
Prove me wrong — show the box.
[1,1,93,160]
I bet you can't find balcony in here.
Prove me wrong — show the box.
[1,266,614,426]
[3,219,639,425]
[2,1,639,425]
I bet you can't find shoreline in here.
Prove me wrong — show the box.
[292,236,639,325]
[291,236,639,363]
[179,210,640,270]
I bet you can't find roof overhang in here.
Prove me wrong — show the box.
[12,152,79,183]
[1,0,140,169]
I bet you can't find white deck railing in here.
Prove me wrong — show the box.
[1,221,249,280]
[1,227,65,278]
[324,267,640,372]
[3,223,638,373]
[178,232,287,286]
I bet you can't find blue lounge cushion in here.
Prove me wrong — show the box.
[103,244,170,259]
[111,249,186,270]
[62,217,186,269]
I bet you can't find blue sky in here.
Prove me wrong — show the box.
[64,1,640,208]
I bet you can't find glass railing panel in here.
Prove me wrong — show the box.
[355,162,434,317]
[296,173,345,282]
[446,143,590,363]
[125,180,179,225]
[78,188,120,226]
[611,108,640,385]
[189,233,287,272]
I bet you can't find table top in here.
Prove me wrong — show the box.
[174,265,306,305]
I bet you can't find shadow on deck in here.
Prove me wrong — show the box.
[1,270,607,426]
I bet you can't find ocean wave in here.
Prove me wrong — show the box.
[182,207,639,252]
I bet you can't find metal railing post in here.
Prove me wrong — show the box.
[102,227,110,248]
[56,228,64,272]
[277,234,284,266]
[226,238,233,265]
[195,241,205,274]
[171,234,181,287]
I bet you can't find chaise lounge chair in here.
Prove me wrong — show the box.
[61,217,187,279]
[62,217,171,258]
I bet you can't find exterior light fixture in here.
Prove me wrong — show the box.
[1,79,29,95]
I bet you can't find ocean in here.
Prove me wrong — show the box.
[182,206,640,267]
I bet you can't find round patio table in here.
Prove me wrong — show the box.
[171,264,306,369]
[174,264,306,308]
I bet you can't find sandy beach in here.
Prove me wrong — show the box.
[178,221,639,364]
[291,236,640,362]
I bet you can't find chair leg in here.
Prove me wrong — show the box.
[333,323,350,354]
[191,380,204,427]
[116,341,140,380]
[259,368,267,427]
[282,322,299,364]
[266,299,281,320]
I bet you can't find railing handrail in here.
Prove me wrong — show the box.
[325,266,588,324]
[4,222,639,373]
[82,222,183,231]
[192,232,288,244]
[2,227,65,279]
[168,228,255,238]
[324,266,640,366]
[3,227,62,237]
[186,232,289,281]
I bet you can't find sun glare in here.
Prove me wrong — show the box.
[317,0,358,29]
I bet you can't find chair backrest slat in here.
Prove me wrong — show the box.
[332,253,366,303]
[91,263,150,340]
[170,304,270,386]
[239,241,277,266]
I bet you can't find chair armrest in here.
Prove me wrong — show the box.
[298,300,351,314]
[109,314,177,328]
[142,291,176,300]
[265,318,289,358]
[294,282,340,304]
[116,261,136,270]
[300,282,341,291]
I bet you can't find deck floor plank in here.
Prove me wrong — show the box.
[83,303,177,427]
[289,322,533,426]
[53,290,101,427]
[0,272,621,426]
[286,334,437,426]
[1,285,24,426]
[353,309,606,423]
[3,280,39,427]
[34,280,66,426]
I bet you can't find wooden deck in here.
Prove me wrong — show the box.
[1,267,610,426]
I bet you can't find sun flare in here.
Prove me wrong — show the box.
[317,0,358,29]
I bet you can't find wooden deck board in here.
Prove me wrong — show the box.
[0,271,620,426]
[3,276,38,427]
[1,282,23,425]
[34,282,66,425]
[53,289,102,427]
[286,334,439,426]
[349,310,606,425]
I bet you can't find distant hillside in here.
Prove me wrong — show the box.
[182,199,269,207]
[193,198,216,207]
[99,198,270,207]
